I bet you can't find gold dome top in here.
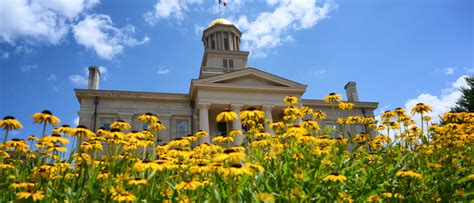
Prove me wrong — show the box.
[207,18,233,28]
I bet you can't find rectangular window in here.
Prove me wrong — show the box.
[223,59,228,68]
[217,122,227,136]
[229,60,234,68]
[176,119,188,138]
[101,118,113,130]
[224,33,229,50]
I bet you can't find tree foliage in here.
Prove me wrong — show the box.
[451,75,474,112]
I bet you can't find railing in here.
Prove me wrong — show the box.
[201,66,240,74]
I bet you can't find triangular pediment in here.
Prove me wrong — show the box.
[192,68,307,89]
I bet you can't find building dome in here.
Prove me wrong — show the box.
[207,18,233,28]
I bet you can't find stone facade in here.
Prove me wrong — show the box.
[74,18,379,143]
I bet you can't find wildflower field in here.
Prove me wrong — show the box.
[0,95,472,202]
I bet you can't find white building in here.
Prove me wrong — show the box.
[75,18,378,143]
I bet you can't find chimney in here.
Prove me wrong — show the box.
[344,82,359,102]
[88,66,100,90]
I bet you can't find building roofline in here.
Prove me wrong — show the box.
[302,99,379,109]
[74,89,190,103]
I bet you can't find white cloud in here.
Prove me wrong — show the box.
[156,67,170,75]
[69,66,108,87]
[144,0,204,24]
[69,74,88,87]
[73,116,80,126]
[0,0,98,45]
[20,64,38,72]
[234,0,335,57]
[310,68,326,76]
[404,75,468,124]
[48,74,58,81]
[443,67,455,75]
[73,14,150,60]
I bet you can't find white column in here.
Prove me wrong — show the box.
[231,104,243,145]
[262,105,274,134]
[198,104,211,143]
[157,114,171,143]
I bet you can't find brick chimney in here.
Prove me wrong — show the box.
[344,82,359,102]
[88,66,100,90]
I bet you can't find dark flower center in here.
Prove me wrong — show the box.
[41,110,52,115]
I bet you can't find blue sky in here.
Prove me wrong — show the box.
[0,0,472,139]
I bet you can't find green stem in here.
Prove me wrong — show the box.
[41,122,47,138]
[3,129,9,144]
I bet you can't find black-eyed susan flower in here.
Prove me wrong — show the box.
[56,124,75,136]
[380,110,396,120]
[411,103,432,115]
[138,112,159,123]
[110,187,136,202]
[283,96,298,105]
[74,125,95,139]
[176,179,203,191]
[148,121,166,131]
[323,93,342,104]
[313,111,327,119]
[258,192,275,202]
[213,149,246,163]
[338,102,354,110]
[195,130,208,138]
[229,130,242,138]
[16,190,45,201]
[32,110,60,127]
[395,169,422,179]
[1,116,23,130]
[322,173,347,183]
[110,120,131,131]
[10,182,35,190]
[128,178,148,185]
[216,109,238,122]
[240,107,265,123]
[212,136,234,144]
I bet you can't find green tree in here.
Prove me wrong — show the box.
[451,75,474,112]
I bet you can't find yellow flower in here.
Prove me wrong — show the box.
[270,122,286,131]
[229,130,243,137]
[10,182,35,190]
[216,109,238,122]
[56,124,75,136]
[411,103,432,115]
[352,133,370,143]
[367,195,380,202]
[212,136,234,144]
[395,169,422,179]
[1,116,23,130]
[128,178,148,185]
[380,110,396,120]
[110,120,131,131]
[176,179,203,191]
[16,190,45,201]
[292,153,304,160]
[138,112,159,123]
[338,102,354,110]
[338,192,353,203]
[42,134,69,145]
[213,149,246,163]
[258,192,275,202]
[32,110,60,127]
[4,138,28,152]
[382,192,405,199]
[226,163,253,177]
[300,120,320,131]
[74,125,95,139]
[283,96,298,105]
[110,187,136,202]
[148,121,166,131]
[46,144,67,153]
[323,93,342,104]
[240,107,265,123]
[195,130,208,138]
[323,173,347,183]
[313,111,327,119]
